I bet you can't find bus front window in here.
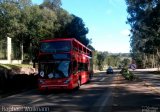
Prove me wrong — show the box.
[39,61,71,79]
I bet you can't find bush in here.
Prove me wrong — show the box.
[120,68,135,81]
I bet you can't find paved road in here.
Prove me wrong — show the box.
[0,72,115,112]
[0,70,160,112]
[133,70,160,93]
[111,73,160,112]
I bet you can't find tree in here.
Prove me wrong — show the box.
[40,0,90,46]
[0,0,92,62]
[0,1,21,39]
[92,51,97,70]
[53,9,73,37]
[62,15,89,46]
[121,58,130,68]
[126,0,160,68]
[96,52,107,70]
[41,0,61,11]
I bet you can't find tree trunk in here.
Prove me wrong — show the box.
[142,53,147,68]
[152,54,155,68]
[21,43,23,61]
[156,48,160,71]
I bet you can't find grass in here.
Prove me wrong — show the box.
[0,64,33,70]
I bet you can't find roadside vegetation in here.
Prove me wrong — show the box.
[126,0,160,69]
[0,0,93,62]
[120,68,135,81]
[0,64,32,70]
[93,51,131,71]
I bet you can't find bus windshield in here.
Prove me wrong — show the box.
[40,41,71,53]
[39,61,71,79]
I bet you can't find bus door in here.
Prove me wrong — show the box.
[72,60,80,87]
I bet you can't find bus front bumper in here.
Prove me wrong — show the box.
[38,79,74,91]
[39,84,72,91]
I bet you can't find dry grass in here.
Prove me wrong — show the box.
[0,64,32,70]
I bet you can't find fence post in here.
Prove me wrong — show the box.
[7,37,12,64]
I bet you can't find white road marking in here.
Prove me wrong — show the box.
[92,89,112,112]
[99,77,106,81]
[99,91,112,112]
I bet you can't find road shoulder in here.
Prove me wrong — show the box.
[111,74,160,112]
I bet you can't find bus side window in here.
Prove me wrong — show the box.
[78,63,88,71]
[78,63,82,71]
[85,63,88,71]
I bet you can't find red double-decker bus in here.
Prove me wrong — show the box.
[37,38,93,91]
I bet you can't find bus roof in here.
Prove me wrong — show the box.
[40,38,92,52]
[40,38,74,42]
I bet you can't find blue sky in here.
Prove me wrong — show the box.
[32,0,130,53]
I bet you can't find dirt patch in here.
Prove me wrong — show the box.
[10,67,37,75]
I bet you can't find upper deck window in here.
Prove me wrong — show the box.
[40,41,71,53]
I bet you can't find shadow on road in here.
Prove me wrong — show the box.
[111,75,160,112]
[0,71,38,98]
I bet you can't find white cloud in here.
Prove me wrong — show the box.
[120,29,130,37]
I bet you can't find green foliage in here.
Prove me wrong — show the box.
[120,68,134,81]
[105,54,121,67]
[0,1,21,38]
[40,0,90,46]
[97,52,106,70]
[55,14,90,46]
[126,0,160,68]
[0,0,92,61]
[121,58,130,67]
[0,64,32,70]
[93,51,131,71]
[92,51,97,64]
[40,0,61,11]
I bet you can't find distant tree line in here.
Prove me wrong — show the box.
[93,51,131,70]
[126,0,160,68]
[0,0,92,60]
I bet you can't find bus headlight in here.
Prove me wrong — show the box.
[64,78,72,84]
[40,71,44,77]
[48,73,54,79]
